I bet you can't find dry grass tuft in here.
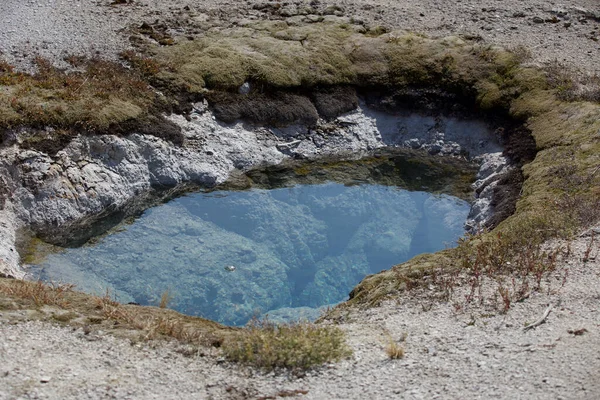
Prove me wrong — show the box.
[222,319,352,371]
[159,289,172,309]
[545,60,600,103]
[0,279,74,307]
[385,341,405,359]
[383,331,406,359]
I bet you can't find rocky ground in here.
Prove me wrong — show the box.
[1,0,599,399]
[0,0,599,75]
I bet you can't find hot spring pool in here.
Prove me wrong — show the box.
[30,182,470,325]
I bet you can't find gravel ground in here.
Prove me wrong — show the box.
[1,1,600,399]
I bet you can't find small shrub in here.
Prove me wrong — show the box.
[545,59,600,103]
[222,319,352,371]
[451,231,565,311]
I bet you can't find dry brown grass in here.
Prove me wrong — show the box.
[0,277,232,347]
[383,331,406,359]
[0,57,159,132]
[385,341,405,359]
[0,277,349,369]
[0,279,74,307]
[90,290,222,344]
[159,289,173,309]
[545,60,600,103]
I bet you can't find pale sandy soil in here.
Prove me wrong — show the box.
[1,1,599,399]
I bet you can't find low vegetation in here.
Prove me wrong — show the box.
[145,21,534,103]
[385,341,405,360]
[441,232,567,313]
[0,277,233,347]
[221,319,351,371]
[0,57,183,152]
[125,21,550,125]
[0,279,74,308]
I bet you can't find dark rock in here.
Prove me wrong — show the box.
[485,168,524,230]
[310,86,358,119]
[208,91,319,126]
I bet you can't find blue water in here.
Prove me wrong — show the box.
[34,183,470,325]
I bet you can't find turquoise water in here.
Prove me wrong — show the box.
[34,183,470,325]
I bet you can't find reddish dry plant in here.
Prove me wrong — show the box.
[583,231,596,262]
[441,232,566,313]
[0,57,157,131]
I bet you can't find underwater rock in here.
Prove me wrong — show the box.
[33,183,469,325]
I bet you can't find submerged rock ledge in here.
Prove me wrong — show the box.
[0,101,514,279]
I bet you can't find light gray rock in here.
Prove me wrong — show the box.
[465,152,513,232]
[0,207,24,279]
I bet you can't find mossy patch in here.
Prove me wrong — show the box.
[152,22,356,92]
[130,22,556,129]
[149,24,537,97]
[0,58,181,146]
